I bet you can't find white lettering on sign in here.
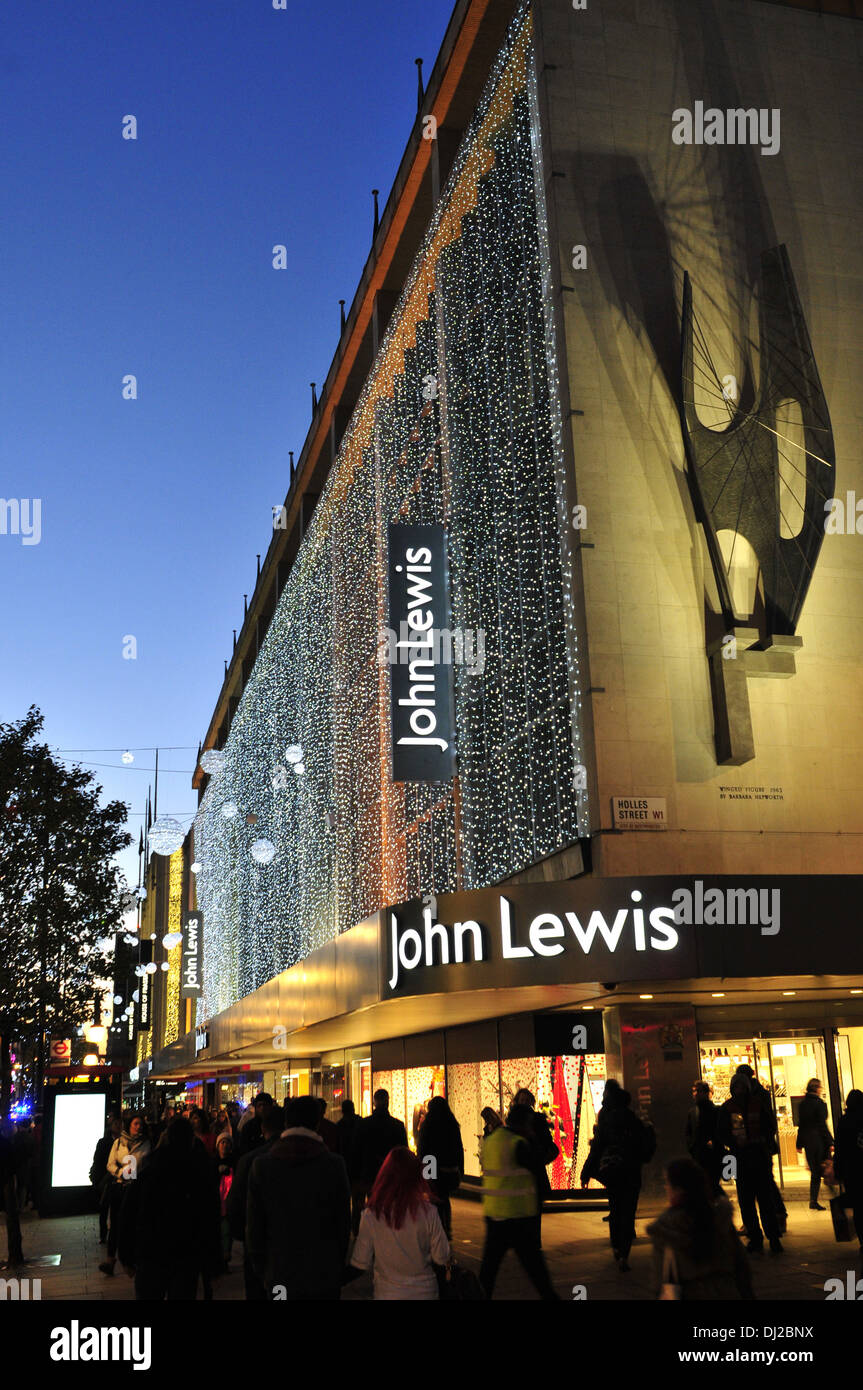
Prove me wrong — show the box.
[386,890,679,992]
[612,796,667,830]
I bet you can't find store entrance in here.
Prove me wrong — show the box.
[700,1032,854,1190]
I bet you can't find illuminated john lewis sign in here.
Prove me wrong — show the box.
[181,911,204,999]
[387,890,679,992]
[387,523,457,782]
[380,876,863,1000]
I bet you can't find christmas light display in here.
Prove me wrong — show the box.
[194,6,586,1019]
[164,847,184,1046]
[148,817,185,856]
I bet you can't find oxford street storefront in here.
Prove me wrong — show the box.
[143,874,863,1196]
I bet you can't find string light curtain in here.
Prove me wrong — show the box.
[194,4,587,1019]
[163,847,184,1046]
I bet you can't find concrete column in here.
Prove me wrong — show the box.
[602,1004,700,1196]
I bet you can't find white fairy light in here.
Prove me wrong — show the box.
[193,7,584,1017]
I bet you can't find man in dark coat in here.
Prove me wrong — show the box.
[246,1095,350,1301]
[718,1074,782,1253]
[91,1115,122,1243]
[580,1082,652,1272]
[0,1120,25,1266]
[118,1117,220,1300]
[226,1105,283,1301]
[316,1098,339,1153]
[686,1082,722,1195]
[237,1092,274,1156]
[834,1089,863,1268]
[796,1078,833,1210]
[350,1088,408,1199]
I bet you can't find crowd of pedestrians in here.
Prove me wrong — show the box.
[46,1067,863,1301]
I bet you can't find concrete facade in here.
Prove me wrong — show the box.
[534,0,863,880]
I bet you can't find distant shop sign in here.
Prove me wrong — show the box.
[612,796,667,829]
[181,911,204,998]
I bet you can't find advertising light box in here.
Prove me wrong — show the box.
[50,1092,106,1188]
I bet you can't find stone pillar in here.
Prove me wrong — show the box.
[602,1004,700,1196]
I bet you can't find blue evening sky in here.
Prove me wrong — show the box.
[0,0,454,895]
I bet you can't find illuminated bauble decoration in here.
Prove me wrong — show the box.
[149,817,185,856]
[199,748,226,775]
[250,838,276,865]
[220,801,238,820]
[245,813,258,826]
[138,887,147,901]
[121,751,134,764]
[294,763,306,776]
[190,861,201,874]
[162,931,183,950]
[113,995,123,1005]
[285,744,303,765]
[145,961,158,975]
[132,989,140,1003]
[134,965,146,977]
[161,962,170,972]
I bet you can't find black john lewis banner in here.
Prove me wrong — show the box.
[387,523,457,783]
[181,910,204,999]
[381,876,863,998]
[137,939,153,1031]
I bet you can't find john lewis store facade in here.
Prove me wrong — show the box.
[141,0,863,1192]
[148,872,863,1193]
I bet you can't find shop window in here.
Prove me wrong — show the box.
[447,1060,502,1178]
[406,1065,445,1151]
[498,1054,607,1192]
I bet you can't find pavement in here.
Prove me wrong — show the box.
[2,1190,859,1302]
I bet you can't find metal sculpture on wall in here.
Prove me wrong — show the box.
[679,245,835,763]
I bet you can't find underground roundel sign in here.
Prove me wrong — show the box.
[49,1039,72,1064]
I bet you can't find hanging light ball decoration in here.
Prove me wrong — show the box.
[113,995,123,1005]
[161,962,170,972]
[199,748,226,775]
[220,801,238,820]
[285,744,303,765]
[138,886,147,901]
[121,751,134,764]
[190,861,202,874]
[149,817,185,856]
[250,838,276,865]
[145,962,158,975]
[162,931,183,950]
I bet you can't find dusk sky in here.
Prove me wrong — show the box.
[0,0,454,894]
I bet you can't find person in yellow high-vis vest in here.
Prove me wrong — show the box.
[479,1104,559,1299]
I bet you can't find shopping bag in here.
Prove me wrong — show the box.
[659,1245,682,1300]
[830,1193,856,1243]
[438,1259,486,1300]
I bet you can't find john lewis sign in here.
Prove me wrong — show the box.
[181,911,204,999]
[380,876,863,999]
[387,523,457,782]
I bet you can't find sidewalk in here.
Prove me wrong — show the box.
[2,1191,857,1302]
